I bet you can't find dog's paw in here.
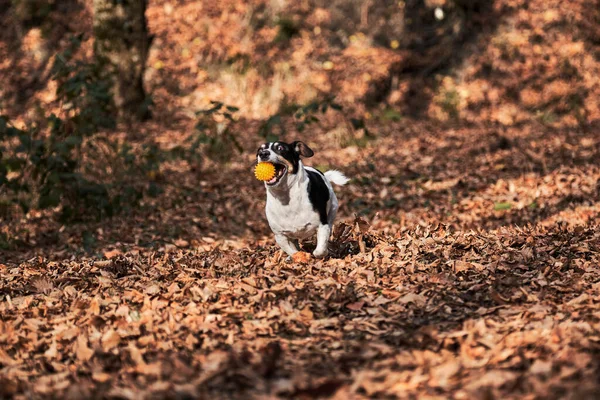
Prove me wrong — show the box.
[312,248,328,259]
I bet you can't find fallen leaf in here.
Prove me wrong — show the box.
[89,298,101,315]
[346,301,365,311]
[145,285,161,295]
[107,387,137,400]
[453,260,473,273]
[129,343,146,366]
[431,360,461,388]
[101,329,121,352]
[76,336,94,362]
[92,372,111,383]
[292,251,311,263]
[567,293,589,305]
[465,370,516,390]
[0,349,18,366]
[103,249,122,259]
[494,202,512,211]
[398,292,427,307]
[354,216,371,233]
[174,239,189,248]
[300,306,314,321]
[44,340,58,359]
[136,362,162,376]
[57,326,80,341]
[530,359,552,375]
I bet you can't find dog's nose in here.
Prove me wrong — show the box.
[258,150,270,160]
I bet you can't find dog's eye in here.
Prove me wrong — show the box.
[277,145,284,152]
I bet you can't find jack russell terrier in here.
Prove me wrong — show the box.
[256,141,349,258]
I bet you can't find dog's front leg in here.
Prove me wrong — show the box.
[275,234,299,257]
[313,224,331,258]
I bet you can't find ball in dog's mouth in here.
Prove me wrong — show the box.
[266,163,287,186]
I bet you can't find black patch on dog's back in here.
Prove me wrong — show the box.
[307,169,330,225]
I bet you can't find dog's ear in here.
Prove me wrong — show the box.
[293,141,314,158]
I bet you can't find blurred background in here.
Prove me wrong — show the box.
[1,0,599,260]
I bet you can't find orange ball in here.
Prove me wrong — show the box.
[254,162,276,181]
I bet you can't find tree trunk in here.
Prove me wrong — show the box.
[93,0,151,121]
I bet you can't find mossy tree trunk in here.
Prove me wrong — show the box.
[93,0,151,121]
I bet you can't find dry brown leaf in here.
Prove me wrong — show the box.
[101,329,121,352]
[136,362,162,376]
[76,336,94,362]
[145,285,161,295]
[430,360,461,388]
[107,387,137,400]
[44,340,58,359]
[128,343,146,366]
[346,301,365,311]
[92,372,112,383]
[0,349,18,366]
[354,216,371,233]
[530,359,552,375]
[57,326,80,341]
[567,293,589,306]
[465,370,517,391]
[174,238,190,247]
[167,282,180,295]
[300,306,314,321]
[292,251,312,263]
[398,292,427,307]
[89,298,101,315]
[103,249,122,259]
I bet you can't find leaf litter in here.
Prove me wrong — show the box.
[2,219,600,398]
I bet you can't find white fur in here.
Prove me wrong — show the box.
[324,170,350,186]
[264,161,348,258]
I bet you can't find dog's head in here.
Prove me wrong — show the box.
[256,141,314,187]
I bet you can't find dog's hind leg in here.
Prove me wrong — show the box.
[313,194,338,258]
[327,193,339,227]
[275,234,299,257]
[313,224,331,258]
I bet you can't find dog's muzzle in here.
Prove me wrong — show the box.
[263,162,288,186]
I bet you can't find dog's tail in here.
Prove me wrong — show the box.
[325,170,350,186]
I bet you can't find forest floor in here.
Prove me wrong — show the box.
[2,119,600,399]
[2,0,600,399]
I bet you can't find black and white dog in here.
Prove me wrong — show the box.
[257,141,349,258]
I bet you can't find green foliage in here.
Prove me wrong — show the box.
[0,34,199,223]
[12,0,54,28]
[259,96,344,141]
[258,96,374,147]
[494,202,512,211]
[535,110,557,126]
[194,101,243,163]
[380,108,403,122]
[259,96,373,148]
[273,16,300,44]
[440,88,461,120]
[52,34,116,134]
[0,34,116,220]
[344,117,373,148]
